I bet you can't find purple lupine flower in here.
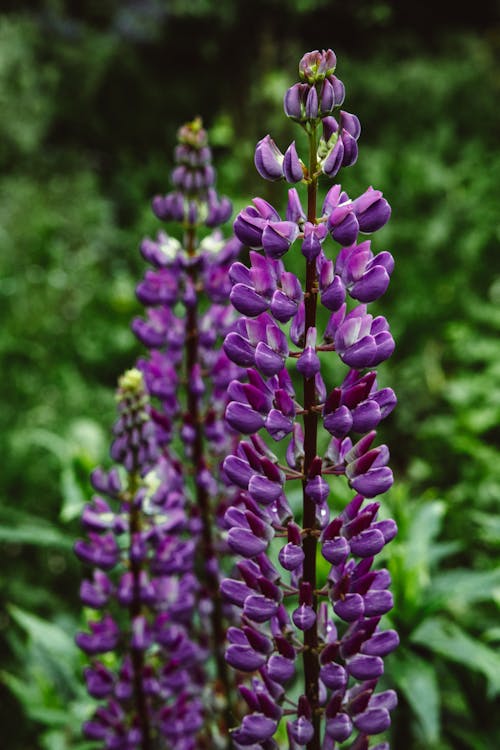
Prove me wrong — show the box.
[222,48,398,749]
[75,370,208,749]
[77,119,245,748]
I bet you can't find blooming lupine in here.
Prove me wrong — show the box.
[131,118,245,743]
[222,49,398,749]
[75,369,208,749]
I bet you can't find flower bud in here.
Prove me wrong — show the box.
[254,135,284,181]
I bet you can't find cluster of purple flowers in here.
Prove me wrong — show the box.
[76,120,244,748]
[75,369,208,749]
[220,49,399,749]
[75,49,400,750]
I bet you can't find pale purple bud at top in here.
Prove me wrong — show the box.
[283,142,304,183]
[254,135,285,181]
[299,49,336,83]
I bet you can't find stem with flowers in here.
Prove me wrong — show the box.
[222,48,399,750]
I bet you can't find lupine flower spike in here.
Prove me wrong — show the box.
[132,117,246,746]
[75,369,208,749]
[223,49,398,749]
[77,120,244,748]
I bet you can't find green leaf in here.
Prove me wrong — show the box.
[8,605,77,660]
[411,617,500,697]
[430,567,500,614]
[391,648,440,745]
[0,520,73,548]
[59,464,87,522]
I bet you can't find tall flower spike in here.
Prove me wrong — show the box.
[76,369,210,750]
[224,48,398,750]
[134,118,246,746]
[80,119,244,748]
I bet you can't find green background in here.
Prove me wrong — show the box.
[0,1,499,748]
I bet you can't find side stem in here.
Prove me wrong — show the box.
[302,127,321,750]
[185,228,234,741]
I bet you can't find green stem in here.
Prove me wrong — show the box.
[302,127,321,750]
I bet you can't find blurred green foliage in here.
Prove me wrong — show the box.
[0,1,499,748]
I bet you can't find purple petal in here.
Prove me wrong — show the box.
[350,266,390,303]
[363,589,394,616]
[325,713,353,742]
[333,593,364,622]
[361,630,399,657]
[254,341,285,376]
[284,141,304,183]
[323,137,344,177]
[220,579,254,606]
[350,467,394,498]
[254,135,284,181]
[349,528,386,557]
[353,707,391,735]
[226,644,267,672]
[319,662,348,691]
[322,536,350,565]
[230,283,269,316]
[223,331,255,367]
[262,221,299,259]
[267,653,296,683]
[347,654,384,680]
[228,528,268,557]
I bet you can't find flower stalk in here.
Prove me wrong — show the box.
[302,130,321,749]
[222,48,399,750]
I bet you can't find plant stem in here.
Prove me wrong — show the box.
[128,470,152,750]
[185,227,234,743]
[302,128,320,750]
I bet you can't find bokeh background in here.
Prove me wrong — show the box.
[1,1,499,748]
